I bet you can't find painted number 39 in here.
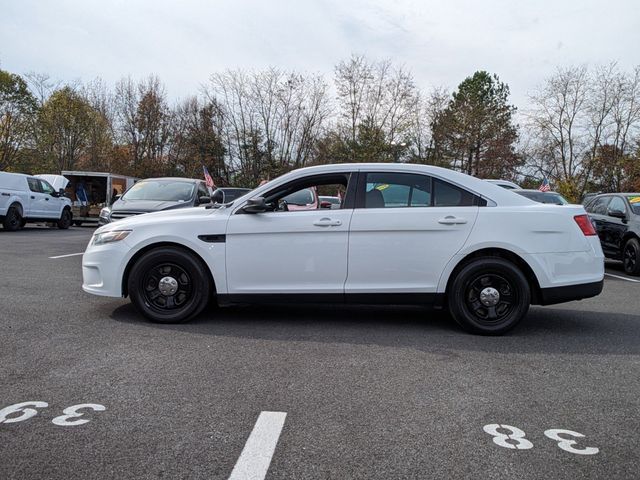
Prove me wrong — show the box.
[0,401,105,427]
[483,424,599,455]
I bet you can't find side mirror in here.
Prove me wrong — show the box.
[608,208,626,220]
[111,194,121,206]
[211,190,224,203]
[199,196,212,204]
[243,197,268,214]
[58,188,65,197]
[320,201,332,209]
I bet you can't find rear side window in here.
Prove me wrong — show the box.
[433,179,477,207]
[364,172,431,208]
[27,178,41,193]
[586,196,611,215]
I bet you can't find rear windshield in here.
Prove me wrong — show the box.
[122,180,195,202]
[516,191,568,205]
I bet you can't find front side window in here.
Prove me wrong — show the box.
[260,173,350,213]
[122,180,195,202]
[39,179,55,195]
[608,196,627,215]
[433,179,477,206]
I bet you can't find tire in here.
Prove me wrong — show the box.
[2,205,23,231]
[447,257,531,335]
[623,238,640,276]
[128,247,211,323]
[57,209,72,229]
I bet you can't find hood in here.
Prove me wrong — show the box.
[96,205,227,233]
[111,198,191,212]
[35,174,69,191]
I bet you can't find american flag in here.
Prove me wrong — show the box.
[203,166,215,189]
[538,177,550,192]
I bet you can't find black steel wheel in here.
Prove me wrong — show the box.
[2,205,23,231]
[623,238,640,276]
[57,209,72,229]
[448,257,530,335]
[128,247,212,323]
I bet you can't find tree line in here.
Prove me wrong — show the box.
[1,56,639,201]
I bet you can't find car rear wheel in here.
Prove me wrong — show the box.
[57,209,72,229]
[2,205,23,231]
[448,258,530,335]
[623,238,640,276]
[128,247,211,323]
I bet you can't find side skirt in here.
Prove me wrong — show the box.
[217,293,445,307]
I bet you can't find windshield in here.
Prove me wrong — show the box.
[122,180,195,202]
[628,196,640,214]
[516,191,568,205]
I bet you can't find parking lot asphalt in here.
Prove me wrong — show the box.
[1,226,639,480]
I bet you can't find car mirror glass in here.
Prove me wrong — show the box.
[243,196,268,214]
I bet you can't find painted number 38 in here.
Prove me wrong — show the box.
[483,424,599,455]
[0,401,105,427]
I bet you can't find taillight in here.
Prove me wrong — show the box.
[574,214,597,236]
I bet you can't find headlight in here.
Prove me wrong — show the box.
[91,230,131,246]
[99,207,111,219]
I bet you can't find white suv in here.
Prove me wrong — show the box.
[82,163,604,335]
[0,172,73,231]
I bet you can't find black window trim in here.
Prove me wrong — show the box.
[354,171,486,209]
[234,171,358,214]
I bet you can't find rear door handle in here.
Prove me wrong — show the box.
[438,216,467,225]
[313,218,342,227]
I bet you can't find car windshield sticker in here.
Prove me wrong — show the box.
[628,196,640,204]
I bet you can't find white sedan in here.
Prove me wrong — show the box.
[82,163,604,335]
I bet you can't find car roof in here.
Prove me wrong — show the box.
[138,177,201,183]
[254,163,532,207]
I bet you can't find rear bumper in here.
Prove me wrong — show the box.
[537,279,604,306]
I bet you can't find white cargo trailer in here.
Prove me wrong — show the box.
[61,171,138,225]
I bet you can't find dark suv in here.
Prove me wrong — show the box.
[585,193,640,275]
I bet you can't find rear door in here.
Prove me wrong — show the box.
[601,196,629,256]
[345,171,480,295]
[586,196,613,255]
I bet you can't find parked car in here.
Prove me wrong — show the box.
[585,193,640,275]
[0,172,73,231]
[484,179,521,190]
[513,189,569,205]
[82,163,604,335]
[99,177,211,226]
[211,187,252,204]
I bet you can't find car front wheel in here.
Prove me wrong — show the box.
[448,257,531,335]
[57,209,72,229]
[128,247,212,323]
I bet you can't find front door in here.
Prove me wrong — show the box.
[225,173,354,295]
[345,171,479,294]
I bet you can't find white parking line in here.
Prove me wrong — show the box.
[228,411,287,480]
[49,252,84,259]
[604,272,640,283]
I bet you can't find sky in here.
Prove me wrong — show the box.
[1,0,638,108]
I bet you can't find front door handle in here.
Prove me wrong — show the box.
[313,218,342,227]
[438,216,467,225]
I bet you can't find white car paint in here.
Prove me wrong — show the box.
[0,171,72,224]
[82,163,604,325]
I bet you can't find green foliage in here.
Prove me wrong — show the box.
[431,71,520,179]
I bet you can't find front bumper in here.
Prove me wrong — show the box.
[82,241,132,297]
